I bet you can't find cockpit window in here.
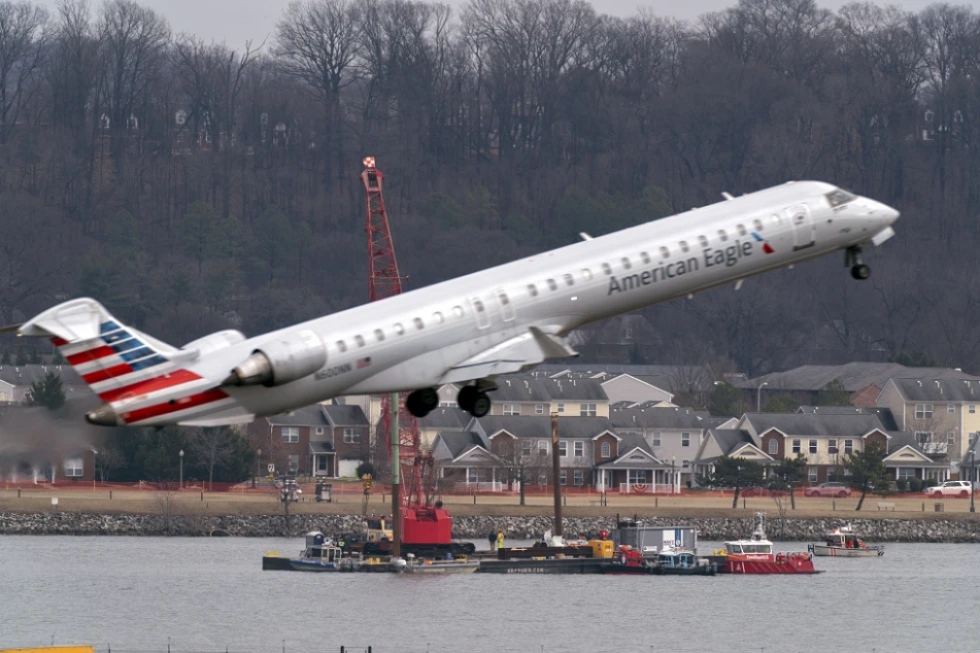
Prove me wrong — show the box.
[826,189,856,207]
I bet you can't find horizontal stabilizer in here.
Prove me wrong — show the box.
[439,327,577,384]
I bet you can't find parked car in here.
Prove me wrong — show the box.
[804,482,852,498]
[925,480,973,498]
[740,486,788,497]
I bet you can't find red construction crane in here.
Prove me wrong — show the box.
[361,157,460,557]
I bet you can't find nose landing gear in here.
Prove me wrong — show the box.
[846,246,871,280]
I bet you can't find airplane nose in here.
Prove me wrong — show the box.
[880,202,900,225]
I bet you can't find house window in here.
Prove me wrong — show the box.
[653,432,661,447]
[580,403,597,417]
[628,470,647,484]
[601,442,611,458]
[503,404,519,416]
[558,441,568,457]
[535,404,545,415]
[898,468,915,480]
[573,470,584,486]
[808,439,817,454]
[768,439,778,455]
[315,427,324,435]
[915,431,933,444]
[947,431,956,445]
[282,427,299,443]
[522,440,532,456]
[808,467,818,483]
[792,439,801,454]
[828,439,838,454]
[343,428,359,443]
[288,455,299,473]
[843,439,853,454]
[538,440,549,454]
[682,432,690,447]
[64,457,83,478]
[538,472,548,485]
[971,405,976,414]
[948,404,955,414]
[556,403,565,413]
[915,404,934,419]
[574,441,584,457]
[560,470,567,486]
[467,468,489,483]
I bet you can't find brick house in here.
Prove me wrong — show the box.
[250,403,368,478]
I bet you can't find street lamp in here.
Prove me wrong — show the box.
[179,449,184,489]
[756,382,769,412]
[671,455,676,494]
[971,448,976,513]
[254,448,262,488]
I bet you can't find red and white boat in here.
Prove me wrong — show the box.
[720,513,819,574]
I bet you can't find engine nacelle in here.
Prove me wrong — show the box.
[181,330,246,359]
[225,329,326,387]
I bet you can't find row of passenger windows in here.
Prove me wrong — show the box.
[335,215,788,353]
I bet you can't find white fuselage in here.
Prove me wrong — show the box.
[174,181,897,421]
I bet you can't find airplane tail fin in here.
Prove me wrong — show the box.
[19,298,179,403]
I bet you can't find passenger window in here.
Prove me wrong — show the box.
[453,306,464,318]
[354,335,365,347]
[581,269,592,281]
[679,241,689,253]
[414,317,424,330]
[527,284,539,297]
[698,235,708,247]
[547,279,558,291]
[621,257,631,270]
[771,214,781,225]
[336,340,347,353]
[753,219,763,232]
[718,229,728,242]
[640,251,651,264]
[564,273,574,286]
[737,224,747,236]
[394,323,405,335]
[433,312,444,324]
[660,246,670,259]
[601,263,612,275]
[374,329,385,342]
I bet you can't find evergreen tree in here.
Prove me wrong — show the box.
[770,454,808,509]
[843,441,891,511]
[0,349,9,364]
[697,456,764,508]
[763,393,799,413]
[815,379,852,406]
[26,371,65,410]
[708,382,747,417]
[14,345,28,366]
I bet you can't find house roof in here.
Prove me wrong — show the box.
[739,363,979,393]
[475,415,615,440]
[537,364,712,393]
[609,406,712,430]
[418,407,470,430]
[493,376,608,402]
[888,377,980,402]
[797,405,899,431]
[742,412,887,437]
[321,404,368,427]
[266,405,330,427]
[309,442,334,453]
[432,431,490,460]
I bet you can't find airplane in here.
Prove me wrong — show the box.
[16,180,898,428]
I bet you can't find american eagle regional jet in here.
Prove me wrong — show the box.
[17,181,898,428]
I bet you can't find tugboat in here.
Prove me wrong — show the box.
[263,531,364,572]
[652,548,717,575]
[719,513,819,574]
[808,524,885,557]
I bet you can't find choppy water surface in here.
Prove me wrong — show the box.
[1,536,977,653]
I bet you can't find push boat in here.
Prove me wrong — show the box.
[807,524,884,557]
[263,531,369,572]
[652,548,717,575]
[716,514,819,574]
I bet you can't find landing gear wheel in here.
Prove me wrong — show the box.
[457,385,479,413]
[406,387,439,417]
[470,392,491,417]
[851,264,871,280]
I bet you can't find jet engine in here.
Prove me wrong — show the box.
[224,329,326,387]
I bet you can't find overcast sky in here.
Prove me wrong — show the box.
[35,0,965,49]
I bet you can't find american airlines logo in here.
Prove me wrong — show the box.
[608,240,759,295]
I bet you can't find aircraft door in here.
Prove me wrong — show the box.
[469,296,491,329]
[494,289,516,322]
[787,205,815,251]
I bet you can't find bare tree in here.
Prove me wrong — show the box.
[0,1,49,145]
[490,434,549,505]
[189,426,235,489]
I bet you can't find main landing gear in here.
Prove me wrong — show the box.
[405,387,439,418]
[846,246,871,280]
[457,381,495,418]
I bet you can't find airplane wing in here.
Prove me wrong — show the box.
[438,327,578,384]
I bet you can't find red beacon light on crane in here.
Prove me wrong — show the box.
[363,156,376,169]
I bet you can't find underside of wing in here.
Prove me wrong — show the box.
[439,327,578,384]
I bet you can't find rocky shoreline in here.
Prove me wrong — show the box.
[2,511,980,542]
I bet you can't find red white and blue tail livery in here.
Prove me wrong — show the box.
[19,181,899,427]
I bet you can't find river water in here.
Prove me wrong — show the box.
[1,536,977,653]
